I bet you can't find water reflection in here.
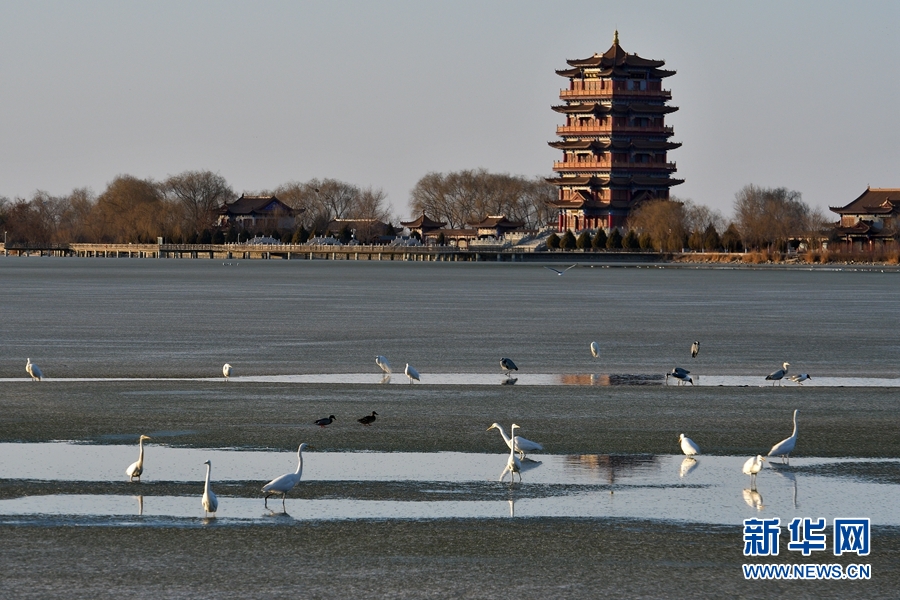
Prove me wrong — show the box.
[768,463,799,508]
[564,454,658,484]
[679,457,698,478]
[742,488,764,510]
[134,495,143,516]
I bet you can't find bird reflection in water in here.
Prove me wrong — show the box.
[742,488,764,510]
[380,374,391,385]
[768,462,799,508]
[679,456,698,478]
[134,495,143,516]
[501,377,517,385]
[563,454,657,484]
[508,497,515,518]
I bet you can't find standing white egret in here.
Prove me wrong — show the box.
[691,341,700,358]
[222,363,232,381]
[742,455,766,490]
[125,435,152,482]
[788,373,811,385]
[262,443,308,509]
[500,357,518,378]
[375,355,392,374]
[679,433,700,457]
[590,341,600,358]
[404,363,420,384]
[487,422,543,459]
[500,424,522,483]
[765,362,790,385]
[25,358,43,381]
[768,409,799,463]
[201,459,218,516]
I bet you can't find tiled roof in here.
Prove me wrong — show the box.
[830,188,900,215]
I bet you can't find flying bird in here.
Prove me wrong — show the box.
[222,363,232,381]
[487,422,543,459]
[679,433,700,457]
[500,357,518,378]
[765,362,790,385]
[544,264,577,275]
[788,373,811,385]
[590,341,600,358]
[500,424,523,483]
[405,363,420,384]
[314,415,336,428]
[358,411,378,426]
[768,409,799,464]
[262,443,308,509]
[125,435,152,482]
[743,455,766,490]
[690,341,700,358]
[375,355,392,374]
[201,459,218,516]
[25,358,42,381]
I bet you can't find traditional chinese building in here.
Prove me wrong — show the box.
[830,187,900,246]
[548,32,682,231]
[217,195,297,232]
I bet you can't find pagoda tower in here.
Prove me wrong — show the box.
[548,32,682,231]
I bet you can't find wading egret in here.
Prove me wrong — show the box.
[375,355,392,374]
[679,433,700,457]
[405,363,420,384]
[222,363,232,381]
[742,455,766,490]
[691,341,700,358]
[788,373,811,385]
[766,362,790,385]
[500,424,522,483]
[358,411,378,425]
[25,358,42,381]
[500,357,518,378]
[262,443,308,508]
[544,264,576,275]
[202,459,218,516]
[125,435,152,482]
[487,422,543,459]
[590,341,600,358]
[314,415,336,428]
[768,409,799,463]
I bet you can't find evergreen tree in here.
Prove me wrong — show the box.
[606,228,623,249]
[622,229,640,250]
[546,232,560,249]
[722,223,743,252]
[576,231,591,249]
[591,229,607,249]
[560,230,577,250]
[639,232,653,250]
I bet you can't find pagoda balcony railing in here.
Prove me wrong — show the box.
[553,161,676,171]
[556,125,674,135]
[560,88,672,100]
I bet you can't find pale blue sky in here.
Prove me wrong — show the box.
[1,1,897,220]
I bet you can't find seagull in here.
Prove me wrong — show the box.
[222,363,232,381]
[766,362,790,385]
[768,409,799,464]
[590,341,600,358]
[743,455,766,490]
[666,367,693,385]
[405,363,420,384]
[690,341,700,358]
[788,373,811,385]
[679,433,700,457]
[314,415,336,428]
[544,264,576,275]
[500,357,518,378]
[25,358,43,381]
[375,355,392,374]
[358,411,378,425]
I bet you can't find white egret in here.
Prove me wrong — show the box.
[222,363,232,381]
[590,341,600,358]
[691,341,700,358]
[375,355,392,374]
[788,373,811,385]
[262,443,308,508]
[358,411,378,425]
[765,362,790,385]
[742,455,766,490]
[544,264,576,275]
[500,357,518,378]
[405,363,420,384]
[679,433,700,457]
[487,422,543,459]
[314,415,336,428]
[25,358,42,381]
[768,409,799,463]
[201,459,218,516]
[125,435,152,482]
[500,424,522,483]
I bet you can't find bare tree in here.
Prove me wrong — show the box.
[733,185,808,250]
[93,175,166,243]
[626,198,688,252]
[164,171,235,236]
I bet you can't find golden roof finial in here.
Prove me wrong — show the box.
[614,30,619,45]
